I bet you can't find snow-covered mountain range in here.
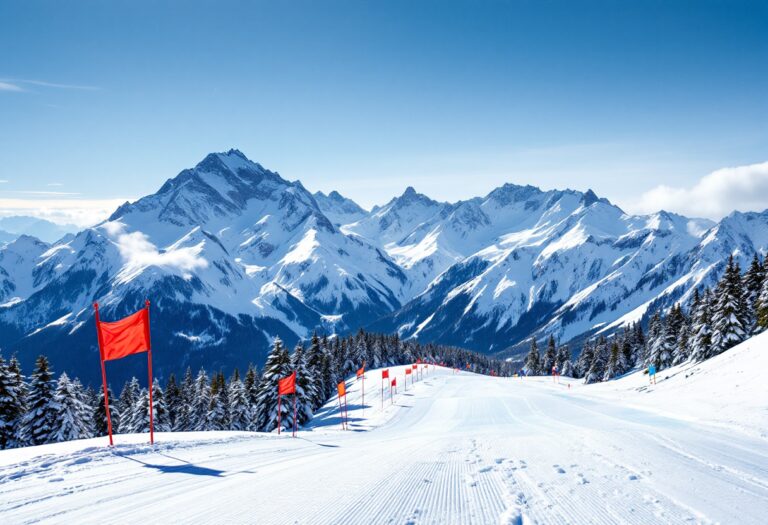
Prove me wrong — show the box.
[1,150,766,384]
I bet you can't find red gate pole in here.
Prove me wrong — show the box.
[144,300,155,445]
[93,303,114,447]
[278,394,282,435]
[292,394,297,438]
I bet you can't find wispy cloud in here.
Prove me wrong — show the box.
[0,81,23,92]
[623,161,768,220]
[47,183,64,187]
[0,197,131,228]
[0,78,100,92]
[6,190,81,196]
[0,180,8,184]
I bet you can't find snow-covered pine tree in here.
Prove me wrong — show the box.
[742,253,764,335]
[128,388,149,434]
[72,378,95,438]
[602,340,621,381]
[690,287,713,361]
[291,344,316,427]
[674,311,692,365]
[94,386,119,437]
[51,373,93,442]
[754,256,768,333]
[305,334,327,410]
[227,370,251,431]
[191,369,212,431]
[574,340,594,379]
[644,311,663,366]
[619,328,634,370]
[254,337,293,432]
[524,339,541,375]
[585,337,608,384]
[649,314,676,370]
[164,373,181,431]
[20,356,57,446]
[556,344,571,375]
[243,364,260,430]
[175,367,195,431]
[117,378,139,433]
[208,372,230,431]
[0,355,24,449]
[711,256,747,356]
[542,335,557,375]
[150,379,171,432]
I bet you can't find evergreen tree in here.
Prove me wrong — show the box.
[72,378,95,438]
[227,372,251,431]
[742,254,764,334]
[117,378,139,433]
[209,372,230,431]
[20,356,57,446]
[556,345,571,375]
[0,355,24,449]
[585,337,608,384]
[129,388,149,434]
[191,369,212,431]
[305,333,327,410]
[524,339,541,375]
[291,344,316,427]
[711,256,747,355]
[649,315,675,370]
[51,373,92,442]
[254,338,292,432]
[165,374,181,431]
[602,340,621,381]
[574,340,594,379]
[542,335,557,375]
[94,386,119,437]
[175,368,195,431]
[690,288,714,361]
[150,379,171,432]
[756,256,768,333]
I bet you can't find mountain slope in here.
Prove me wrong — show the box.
[0,150,406,385]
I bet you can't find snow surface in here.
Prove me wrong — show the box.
[1,339,767,524]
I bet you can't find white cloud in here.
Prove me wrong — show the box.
[0,81,22,92]
[623,161,768,220]
[105,223,208,282]
[0,198,130,228]
[0,78,98,91]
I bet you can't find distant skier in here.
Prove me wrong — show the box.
[648,363,657,385]
[552,364,559,383]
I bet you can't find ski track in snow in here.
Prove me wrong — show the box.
[0,366,766,524]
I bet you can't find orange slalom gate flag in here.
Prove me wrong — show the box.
[337,381,346,397]
[356,367,365,378]
[382,369,389,379]
[278,371,296,395]
[98,307,151,361]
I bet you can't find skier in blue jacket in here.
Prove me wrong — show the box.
[648,364,657,385]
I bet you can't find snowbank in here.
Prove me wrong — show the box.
[577,330,768,438]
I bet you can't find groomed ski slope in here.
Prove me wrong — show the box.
[1,335,767,525]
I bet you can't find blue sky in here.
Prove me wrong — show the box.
[1,0,766,225]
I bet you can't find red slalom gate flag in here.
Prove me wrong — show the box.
[94,301,154,447]
[405,368,412,375]
[381,369,389,409]
[98,308,151,361]
[382,369,389,379]
[337,381,348,430]
[278,371,296,395]
[277,371,297,437]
